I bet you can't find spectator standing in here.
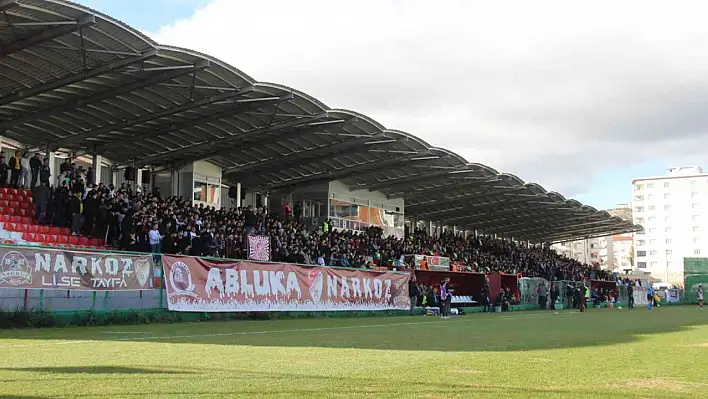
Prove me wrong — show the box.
[408,275,419,315]
[149,223,163,254]
[20,152,31,189]
[0,154,7,186]
[537,281,548,310]
[29,152,41,188]
[440,277,454,320]
[550,283,559,310]
[482,278,491,312]
[69,192,83,235]
[627,283,634,310]
[40,158,51,186]
[32,182,51,224]
[8,151,21,188]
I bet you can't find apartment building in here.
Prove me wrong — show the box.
[632,166,708,284]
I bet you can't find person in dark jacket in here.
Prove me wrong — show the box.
[482,278,491,312]
[32,182,51,224]
[8,151,21,188]
[0,155,8,187]
[82,191,99,237]
[53,183,68,227]
[69,193,82,235]
[40,158,51,185]
[408,275,420,315]
[29,153,41,188]
[627,284,634,310]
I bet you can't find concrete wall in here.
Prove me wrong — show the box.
[0,289,167,312]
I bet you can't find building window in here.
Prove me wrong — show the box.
[664,193,670,199]
[648,228,656,233]
[694,226,701,232]
[666,249,673,255]
[650,261,658,267]
[650,250,657,256]
[637,240,646,246]
[695,249,702,255]
[667,261,673,268]
[646,183,654,189]
[637,250,647,257]
[646,216,654,222]
[692,192,698,198]
[648,205,655,211]
[649,239,656,245]
[693,215,700,221]
[665,238,672,244]
[694,238,701,244]
[664,204,671,211]
[635,195,644,201]
[637,261,647,268]
[692,180,697,186]
[635,206,644,213]
[635,184,644,191]
[636,217,645,224]
[648,194,654,200]
[693,203,700,209]
[665,227,672,233]
[665,216,672,223]
[664,182,670,188]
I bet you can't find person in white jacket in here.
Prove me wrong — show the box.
[20,153,30,189]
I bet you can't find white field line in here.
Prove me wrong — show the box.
[0,312,573,349]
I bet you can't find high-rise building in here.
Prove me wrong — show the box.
[598,204,634,271]
[632,166,708,284]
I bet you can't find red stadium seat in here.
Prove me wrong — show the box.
[56,235,69,244]
[38,225,49,234]
[68,236,79,245]
[22,232,35,241]
[77,236,89,246]
[26,224,38,233]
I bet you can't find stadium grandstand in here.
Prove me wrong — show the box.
[0,0,641,268]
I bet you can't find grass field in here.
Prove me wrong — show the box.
[0,307,707,399]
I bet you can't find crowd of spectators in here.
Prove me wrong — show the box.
[9,158,607,281]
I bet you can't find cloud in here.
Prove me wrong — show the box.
[146,0,708,200]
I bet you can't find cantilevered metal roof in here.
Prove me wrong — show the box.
[0,0,642,243]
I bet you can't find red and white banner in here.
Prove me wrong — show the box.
[0,246,154,290]
[162,255,410,312]
[247,235,270,261]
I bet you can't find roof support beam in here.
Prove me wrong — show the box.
[214,118,356,169]
[498,218,612,238]
[225,129,382,177]
[62,85,254,146]
[527,223,628,243]
[0,14,96,59]
[266,153,436,191]
[137,109,325,166]
[0,59,210,132]
[390,178,504,199]
[548,228,638,244]
[0,0,16,12]
[438,207,584,232]
[0,48,159,107]
[406,187,530,213]
[358,167,486,193]
[411,192,545,220]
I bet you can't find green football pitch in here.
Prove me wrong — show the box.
[0,306,706,398]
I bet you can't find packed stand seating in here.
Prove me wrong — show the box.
[0,154,107,249]
[0,153,608,280]
[119,193,606,281]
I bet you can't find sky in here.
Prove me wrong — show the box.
[76,0,708,210]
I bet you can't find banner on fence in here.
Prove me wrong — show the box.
[0,246,154,290]
[162,255,410,312]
